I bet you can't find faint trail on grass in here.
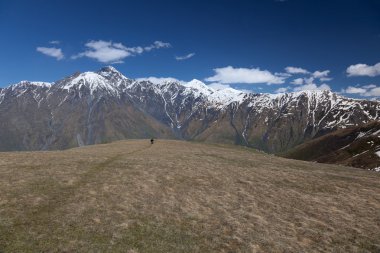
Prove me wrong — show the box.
[82,143,152,176]
[13,144,152,228]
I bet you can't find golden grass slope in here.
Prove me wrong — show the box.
[0,140,379,252]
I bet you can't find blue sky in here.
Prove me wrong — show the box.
[1,0,380,98]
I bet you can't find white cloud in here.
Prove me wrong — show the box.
[299,77,316,86]
[175,53,195,61]
[342,86,367,94]
[205,66,285,85]
[136,76,185,85]
[291,76,331,92]
[287,68,331,89]
[363,84,376,89]
[293,83,331,92]
[285,67,332,84]
[291,78,304,85]
[275,87,289,93]
[347,62,380,77]
[49,40,60,44]
[72,40,171,63]
[320,77,332,82]
[285,66,309,74]
[363,87,380,96]
[207,83,231,90]
[36,47,64,60]
[312,70,329,78]
[312,70,332,81]
[72,41,131,63]
[341,84,380,97]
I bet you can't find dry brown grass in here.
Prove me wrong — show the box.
[0,140,379,252]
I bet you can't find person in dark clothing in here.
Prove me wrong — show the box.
[150,138,154,144]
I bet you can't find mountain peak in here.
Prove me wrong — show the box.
[98,66,120,73]
[97,66,131,82]
[61,72,119,95]
[187,79,207,87]
[184,79,213,95]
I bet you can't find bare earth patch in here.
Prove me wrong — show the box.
[0,140,379,252]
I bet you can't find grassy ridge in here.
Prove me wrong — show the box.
[0,140,379,252]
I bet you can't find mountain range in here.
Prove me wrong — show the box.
[1,66,379,170]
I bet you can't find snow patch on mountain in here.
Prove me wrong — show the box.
[62,72,119,95]
[181,79,248,107]
[356,128,380,140]
[209,88,247,107]
[0,89,4,105]
[11,81,52,90]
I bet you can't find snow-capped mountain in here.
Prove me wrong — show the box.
[0,66,379,159]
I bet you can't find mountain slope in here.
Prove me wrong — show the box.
[0,66,379,154]
[282,121,380,171]
[0,69,174,151]
[0,140,379,252]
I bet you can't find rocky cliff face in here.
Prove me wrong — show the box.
[0,66,379,152]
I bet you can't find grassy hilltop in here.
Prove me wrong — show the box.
[0,140,379,252]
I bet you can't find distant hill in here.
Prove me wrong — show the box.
[0,140,379,252]
[282,121,380,171]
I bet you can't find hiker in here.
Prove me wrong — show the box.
[150,138,154,144]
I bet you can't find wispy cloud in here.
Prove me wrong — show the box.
[36,47,64,60]
[144,41,171,52]
[205,66,286,85]
[285,66,309,74]
[175,53,195,61]
[49,40,60,45]
[346,62,380,77]
[275,72,292,78]
[72,40,171,63]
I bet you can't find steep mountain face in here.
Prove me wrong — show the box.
[0,66,379,154]
[282,121,380,171]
